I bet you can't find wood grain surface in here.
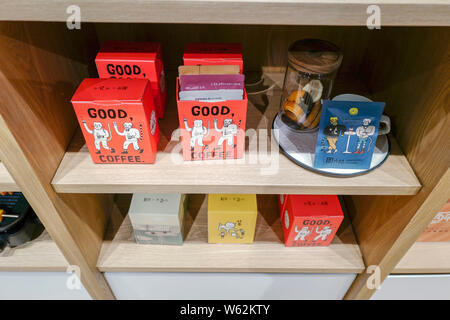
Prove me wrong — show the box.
[0,1,449,26]
[345,28,450,299]
[0,22,114,299]
[0,231,68,271]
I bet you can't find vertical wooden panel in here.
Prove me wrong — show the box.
[0,21,114,299]
[345,27,450,300]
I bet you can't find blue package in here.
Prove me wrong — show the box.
[314,100,386,170]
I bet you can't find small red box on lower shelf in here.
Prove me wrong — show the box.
[71,78,160,164]
[281,195,344,247]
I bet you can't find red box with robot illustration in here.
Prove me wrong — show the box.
[95,41,167,119]
[281,195,344,247]
[176,80,248,161]
[183,43,243,74]
[71,78,160,164]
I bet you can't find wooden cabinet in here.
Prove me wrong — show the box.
[0,3,448,300]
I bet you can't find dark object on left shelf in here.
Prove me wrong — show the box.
[0,192,44,252]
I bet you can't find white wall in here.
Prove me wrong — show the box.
[0,272,91,300]
[372,274,450,300]
[105,272,357,300]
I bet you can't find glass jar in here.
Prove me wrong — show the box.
[279,39,343,131]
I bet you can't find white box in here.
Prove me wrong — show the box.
[128,194,188,245]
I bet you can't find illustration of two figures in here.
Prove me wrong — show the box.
[82,120,143,154]
[184,118,240,150]
[322,117,375,154]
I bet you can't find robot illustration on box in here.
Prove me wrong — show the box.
[294,226,311,242]
[321,117,346,154]
[313,226,333,241]
[184,119,210,149]
[218,221,245,239]
[214,118,240,149]
[353,118,375,154]
[113,121,144,154]
[82,120,115,154]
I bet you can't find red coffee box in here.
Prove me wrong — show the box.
[281,195,344,247]
[183,43,243,73]
[176,81,247,161]
[71,78,160,164]
[95,41,167,118]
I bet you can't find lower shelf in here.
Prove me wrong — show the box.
[0,162,19,192]
[393,241,450,274]
[0,231,68,272]
[98,194,365,274]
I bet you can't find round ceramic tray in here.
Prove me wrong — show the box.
[272,113,390,177]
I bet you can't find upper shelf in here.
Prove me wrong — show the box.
[0,162,19,192]
[1,1,449,26]
[52,72,421,195]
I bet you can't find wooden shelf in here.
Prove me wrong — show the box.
[1,1,449,26]
[393,242,450,274]
[53,72,421,195]
[98,194,365,273]
[0,162,19,192]
[0,231,68,271]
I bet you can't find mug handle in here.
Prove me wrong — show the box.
[378,115,391,135]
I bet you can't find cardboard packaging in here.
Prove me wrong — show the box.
[71,78,160,164]
[96,41,167,118]
[176,81,248,161]
[417,200,450,242]
[208,194,257,244]
[183,43,243,74]
[128,194,188,245]
[281,195,343,247]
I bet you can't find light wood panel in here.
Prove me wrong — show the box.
[0,231,68,271]
[0,22,114,299]
[98,194,365,273]
[0,162,19,192]
[0,1,449,26]
[345,27,450,299]
[93,24,373,74]
[394,241,450,274]
[52,71,420,195]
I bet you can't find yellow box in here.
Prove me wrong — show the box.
[208,194,258,243]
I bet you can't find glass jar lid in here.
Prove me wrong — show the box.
[287,39,343,75]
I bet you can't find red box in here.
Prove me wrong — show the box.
[183,43,243,74]
[95,41,167,119]
[281,195,344,247]
[176,80,247,161]
[71,78,160,164]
